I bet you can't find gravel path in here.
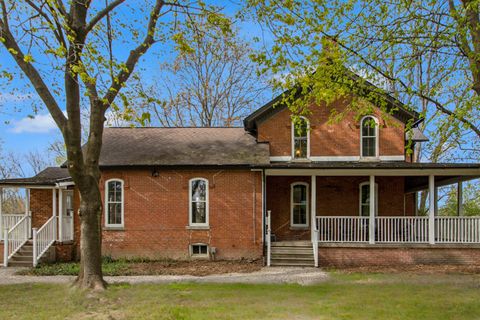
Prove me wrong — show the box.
[0,267,329,286]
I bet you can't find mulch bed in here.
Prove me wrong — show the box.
[329,265,480,275]
[115,259,263,277]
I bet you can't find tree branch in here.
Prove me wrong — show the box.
[102,0,164,107]
[0,3,67,131]
[85,0,125,34]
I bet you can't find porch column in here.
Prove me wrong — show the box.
[369,175,375,244]
[0,188,3,240]
[457,181,464,216]
[428,175,435,244]
[52,189,57,217]
[25,188,30,238]
[58,188,63,242]
[311,175,317,242]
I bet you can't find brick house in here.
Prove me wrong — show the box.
[1,88,479,268]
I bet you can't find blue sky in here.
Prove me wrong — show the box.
[0,1,268,158]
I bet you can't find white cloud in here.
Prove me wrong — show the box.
[10,113,59,134]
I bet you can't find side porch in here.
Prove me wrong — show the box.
[0,168,76,267]
[263,164,480,267]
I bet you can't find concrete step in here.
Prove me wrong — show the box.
[271,248,313,254]
[8,260,33,267]
[271,241,311,247]
[271,253,313,261]
[10,255,33,262]
[271,260,315,267]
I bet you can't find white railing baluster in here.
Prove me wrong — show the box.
[32,216,57,267]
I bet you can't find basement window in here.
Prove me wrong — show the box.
[190,244,209,257]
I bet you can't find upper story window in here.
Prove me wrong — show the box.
[292,117,310,159]
[291,182,309,227]
[361,116,379,158]
[189,178,209,227]
[359,181,378,216]
[105,179,124,228]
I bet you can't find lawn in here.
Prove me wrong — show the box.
[1,272,480,319]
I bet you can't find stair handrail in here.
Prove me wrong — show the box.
[266,210,271,267]
[3,215,30,267]
[33,216,57,267]
[312,220,319,267]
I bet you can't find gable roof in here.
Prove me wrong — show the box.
[244,72,421,134]
[0,167,71,186]
[97,127,270,167]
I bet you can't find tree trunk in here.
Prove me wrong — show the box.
[74,179,106,290]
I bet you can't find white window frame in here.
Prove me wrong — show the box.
[291,116,310,160]
[105,178,124,228]
[359,181,378,216]
[189,178,209,227]
[360,115,379,159]
[290,182,309,227]
[190,243,209,258]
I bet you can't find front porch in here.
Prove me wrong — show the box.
[264,165,480,267]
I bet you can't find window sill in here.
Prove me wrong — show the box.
[290,158,311,163]
[186,226,210,230]
[103,226,125,231]
[359,157,380,162]
[290,226,309,230]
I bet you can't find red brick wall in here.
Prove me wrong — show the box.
[98,169,263,260]
[267,176,411,241]
[319,246,480,267]
[30,189,53,229]
[257,100,405,157]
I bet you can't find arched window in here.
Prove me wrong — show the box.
[291,182,309,227]
[359,181,378,216]
[292,117,310,159]
[189,178,209,226]
[361,116,379,158]
[105,179,124,227]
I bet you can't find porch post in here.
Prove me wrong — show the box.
[58,188,63,242]
[311,175,316,242]
[457,181,463,216]
[52,189,57,217]
[369,175,375,244]
[428,175,435,244]
[25,188,31,238]
[0,188,3,241]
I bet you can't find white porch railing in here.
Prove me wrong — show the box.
[317,216,369,242]
[33,216,57,267]
[3,215,30,266]
[376,217,429,243]
[60,216,74,242]
[316,216,480,244]
[1,214,25,240]
[435,217,480,243]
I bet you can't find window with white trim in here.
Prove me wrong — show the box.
[361,116,378,158]
[190,243,209,257]
[189,178,209,226]
[359,182,378,216]
[291,182,309,227]
[105,179,124,227]
[292,117,309,159]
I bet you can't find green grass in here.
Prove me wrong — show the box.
[1,273,480,319]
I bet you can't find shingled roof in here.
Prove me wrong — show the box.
[98,127,270,167]
[0,167,71,186]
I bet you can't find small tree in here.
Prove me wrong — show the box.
[0,0,231,290]
[129,16,269,127]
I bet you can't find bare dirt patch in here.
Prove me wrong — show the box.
[122,259,263,276]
